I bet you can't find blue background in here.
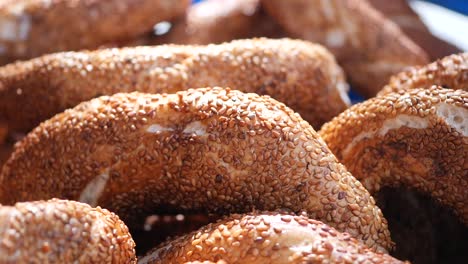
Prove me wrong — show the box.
[425,0,468,15]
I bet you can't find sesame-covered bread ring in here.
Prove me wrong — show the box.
[368,0,461,61]
[112,0,285,48]
[379,53,468,96]
[319,87,468,223]
[0,0,190,64]
[140,212,405,264]
[0,38,349,134]
[0,199,136,263]
[260,0,428,97]
[154,0,285,45]
[1,88,391,252]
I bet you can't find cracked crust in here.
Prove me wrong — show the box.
[379,53,468,96]
[140,212,405,264]
[0,0,190,64]
[0,199,136,263]
[1,88,391,252]
[319,87,468,223]
[261,0,429,97]
[0,38,349,134]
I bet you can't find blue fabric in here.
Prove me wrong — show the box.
[349,90,365,104]
[424,0,468,15]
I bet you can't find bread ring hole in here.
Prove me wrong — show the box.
[134,214,219,256]
[376,187,468,264]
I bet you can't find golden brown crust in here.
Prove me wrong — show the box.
[1,88,391,251]
[0,0,190,64]
[0,199,136,263]
[261,0,429,97]
[114,0,285,47]
[368,0,461,60]
[140,212,404,264]
[319,87,468,223]
[155,0,285,45]
[379,53,468,95]
[0,38,349,133]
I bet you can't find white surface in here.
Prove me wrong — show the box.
[411,0,468,51]
[436,103,468,136]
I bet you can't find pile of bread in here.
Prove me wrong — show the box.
[0,1,465,263]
